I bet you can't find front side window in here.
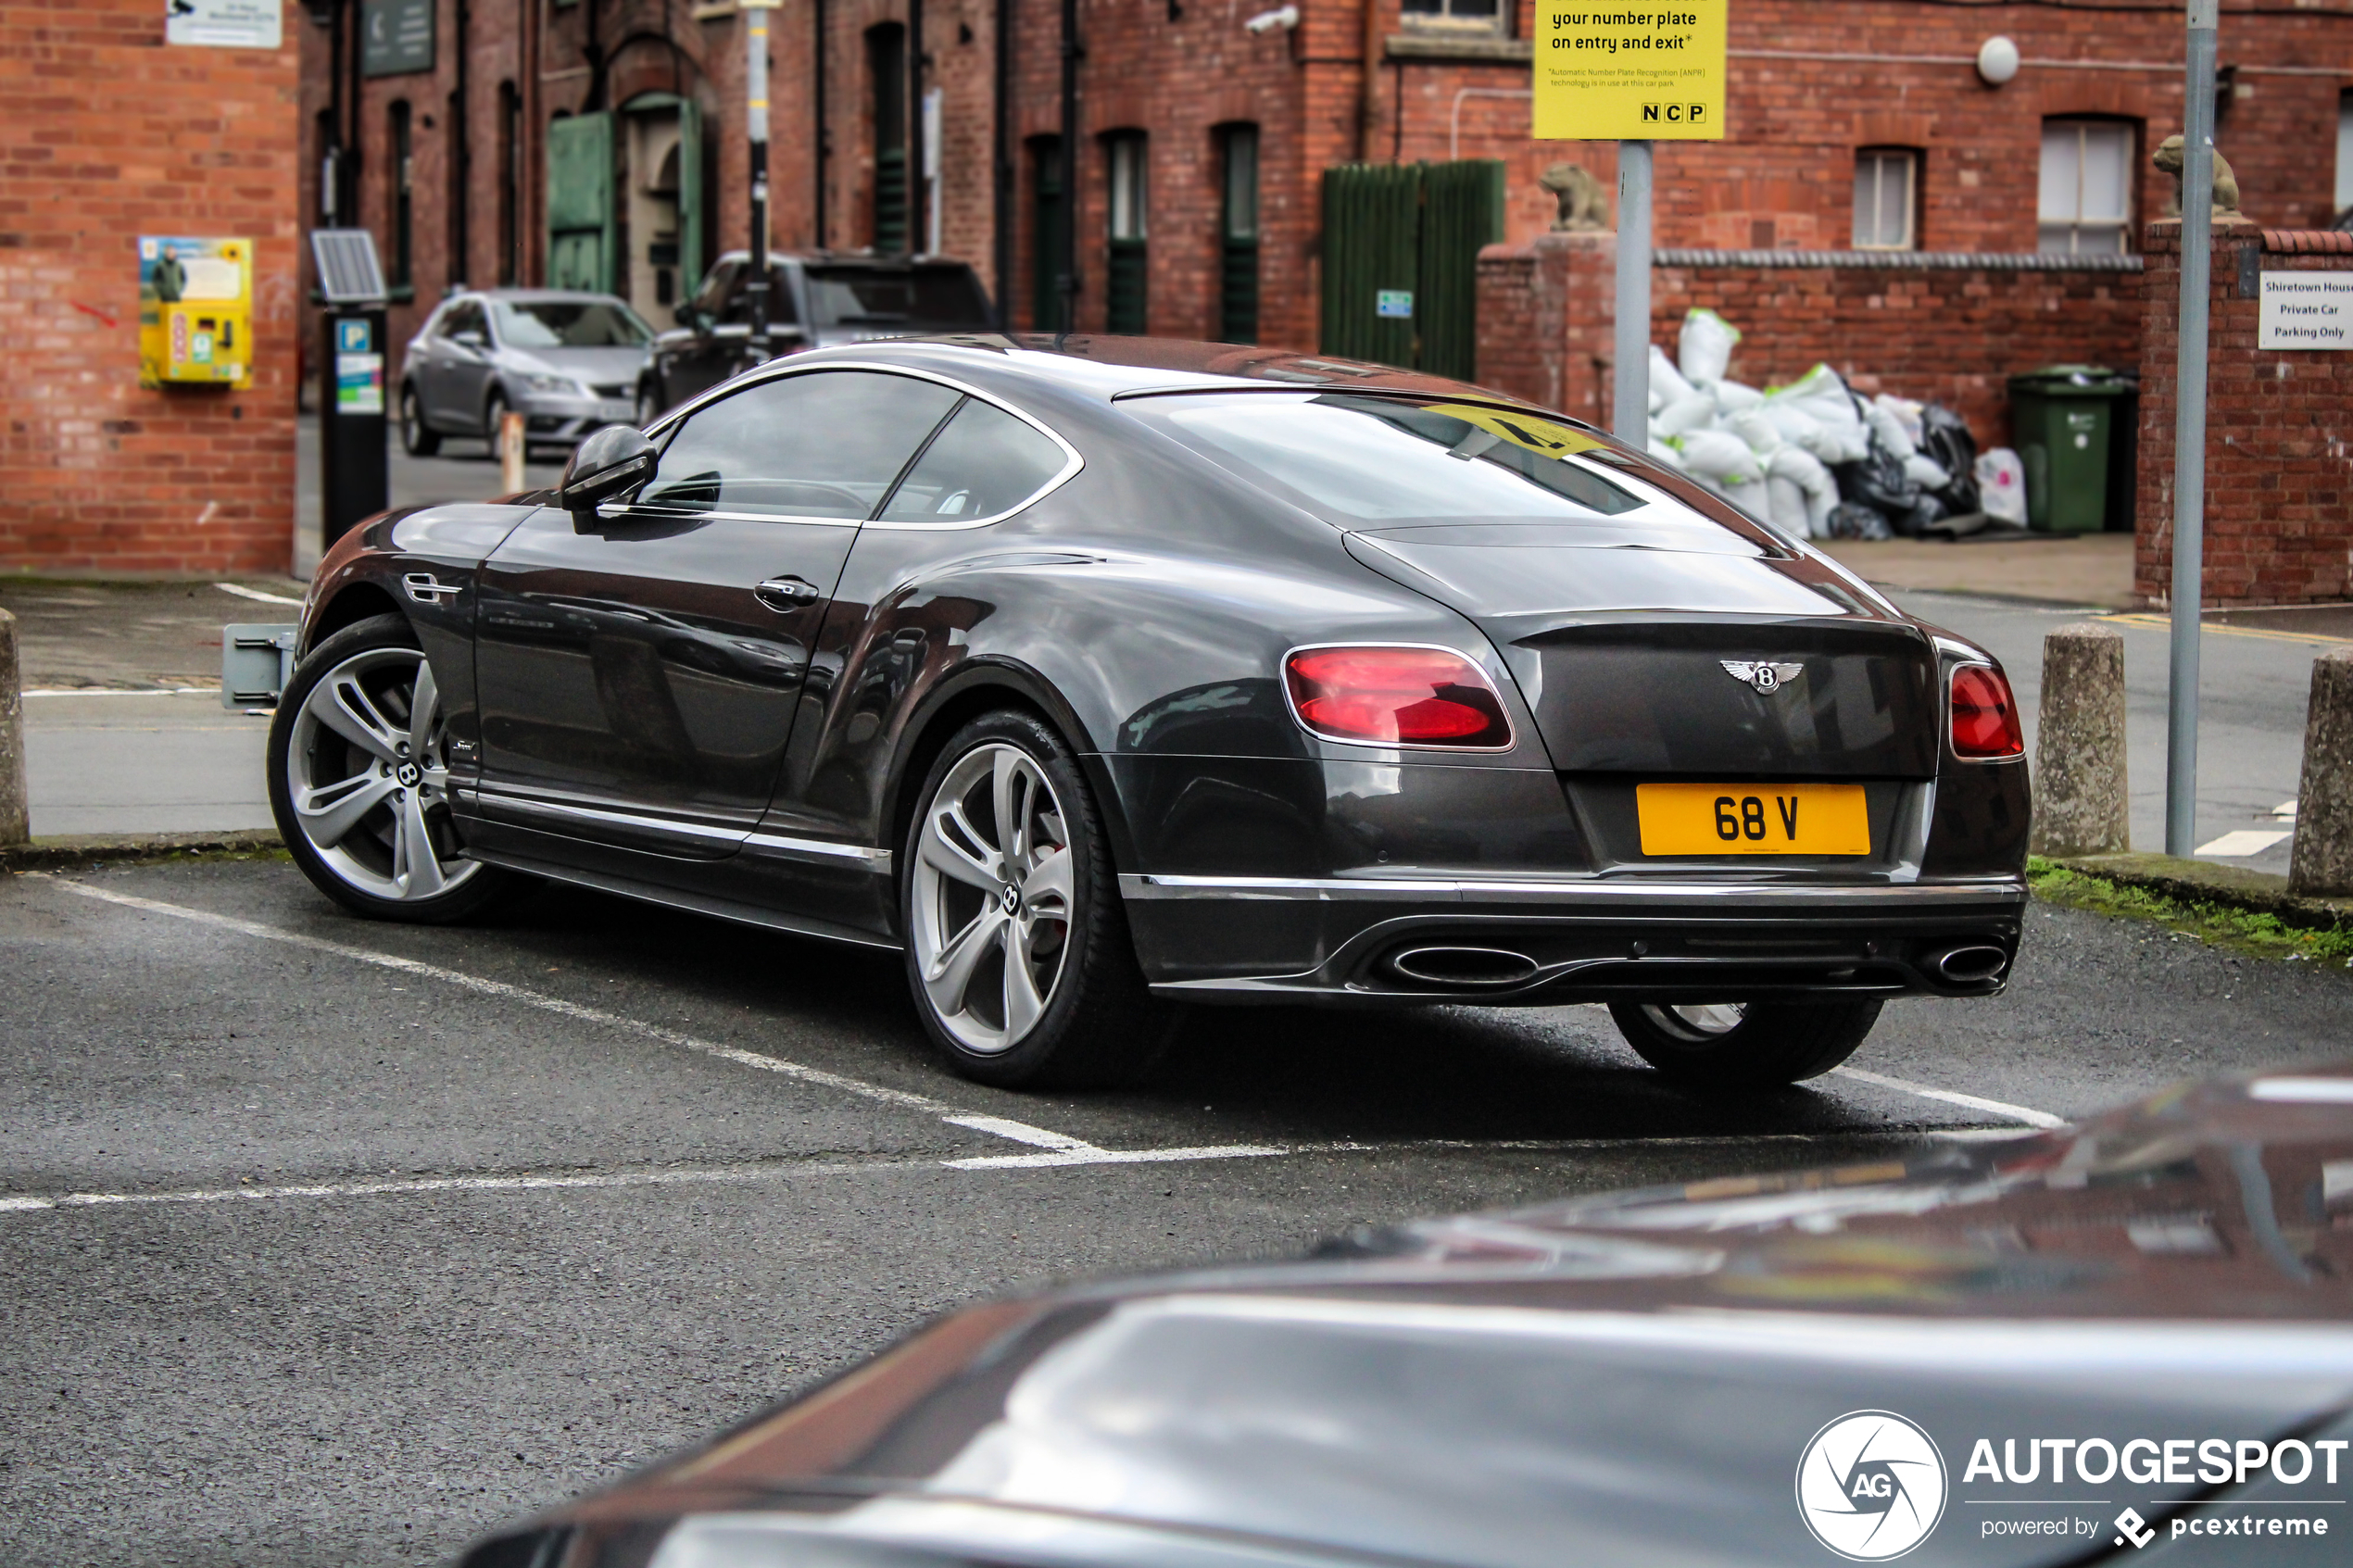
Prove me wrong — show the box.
[436,300,484,341]
[1399,0,1504,32]
[1853,148,1918,250]
[2039,119,2134,255]
[879,398,1073,523]
[636,370,961,521]
[493,299,651,348]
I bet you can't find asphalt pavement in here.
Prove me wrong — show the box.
[0,852,2346,1567]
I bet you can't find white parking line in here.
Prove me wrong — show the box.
[33,877,2070,1156]
[1829,1066,2066,1129]
[0,1128,2040,1217]
[38,876,1093,1155]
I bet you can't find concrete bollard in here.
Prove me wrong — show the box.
[0,608,27,847]
[2287,647,2353,897]
[2030,622,2130,858]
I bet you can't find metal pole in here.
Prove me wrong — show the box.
[993,0,1013,327]
[1056,0,1080,333]
[745,0,775,359]
[2166,0,2218,857]
[1612,139,1652,444]
[813,0,827,250]
[909,0,925,256]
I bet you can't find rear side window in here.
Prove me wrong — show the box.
[879,397,1073,523]
[1153,393,1650,522]
[636,370,960,521]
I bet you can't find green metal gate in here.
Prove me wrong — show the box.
[1320,159,1504,380]
[547,112,615,293]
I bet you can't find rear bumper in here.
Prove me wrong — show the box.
[1121,873,2026,1004]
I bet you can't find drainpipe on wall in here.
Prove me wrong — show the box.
[451,0,470,289]
[1359,0,1381,162]
[994,0,1012,324]
[910,0,925,256]
[1057,0,1080,332]
[815,0,828,248]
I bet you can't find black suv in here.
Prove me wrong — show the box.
[637,252,995,419]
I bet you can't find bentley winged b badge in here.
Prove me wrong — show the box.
[1721,659,1805,696]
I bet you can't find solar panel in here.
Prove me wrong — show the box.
[310,229,387,304]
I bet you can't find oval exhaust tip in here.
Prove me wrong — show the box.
[1934,945,2008,985]
[1388,946,1541,988]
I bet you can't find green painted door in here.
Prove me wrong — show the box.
[676,98,703,285]
[1319,158,1502,378]
[547,112,614,293]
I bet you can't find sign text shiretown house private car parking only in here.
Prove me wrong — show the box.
[1534,4,1728,140]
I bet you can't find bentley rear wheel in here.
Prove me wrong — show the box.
[269,614,524,924]
[1608,998,1881,1091]
[901,710,1166,1088]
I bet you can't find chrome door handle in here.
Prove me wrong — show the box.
[753,576,822,611]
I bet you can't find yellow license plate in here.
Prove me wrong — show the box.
[1636,783,1871,857]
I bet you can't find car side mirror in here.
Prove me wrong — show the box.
[673,302,698,327]
[560,424,658,526]
[452,329,486,350]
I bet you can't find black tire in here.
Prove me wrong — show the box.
[635,380,661,427]
[269,613,527,925]
[483,388,510,445]
[900,709,1169,1088]
[1608,997,1883,1091]
[399,384,439,456]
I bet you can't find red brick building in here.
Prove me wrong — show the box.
[2,0,300,576]
[297,0,2351,366]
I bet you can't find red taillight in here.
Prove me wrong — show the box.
[1283,646,1512,748]
[1950,664,2024,759]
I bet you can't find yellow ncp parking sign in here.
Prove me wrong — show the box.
[1533,5,1728,141]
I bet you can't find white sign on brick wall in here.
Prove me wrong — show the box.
[2259,272,2353,349]
[165,0,283,50]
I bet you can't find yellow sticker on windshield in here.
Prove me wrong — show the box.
[1426,403,1607,460]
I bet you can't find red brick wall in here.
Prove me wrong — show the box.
[2136,224,2353,608]
[1473,241,2143,451]
[0,0,299,575]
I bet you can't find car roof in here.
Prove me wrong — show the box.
[789,332,1588,415]
[709,250,982,270]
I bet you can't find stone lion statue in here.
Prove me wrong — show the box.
[1538,163,1610,232]
[2153,135,2242,220]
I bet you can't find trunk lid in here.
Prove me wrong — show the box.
[1343,525,1941,779]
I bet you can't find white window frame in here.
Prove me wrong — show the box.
[1853,148,1919,251]
[2038,119,2135,256]
[1397,0,1508,35]
[2335,91,2352,219]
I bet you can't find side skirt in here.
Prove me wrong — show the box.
[462,846,903,951]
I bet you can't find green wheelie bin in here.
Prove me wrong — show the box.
[2007,366,2133,533]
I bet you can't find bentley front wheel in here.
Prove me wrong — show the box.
[901,711,1165,1088]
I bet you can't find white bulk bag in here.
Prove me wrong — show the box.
[1976,448,2028,524]
[1649,344,1696,408]
[1768,445,1838,538]
[1903,452,1952,490]
[1652,389,1718,440]
[1678,307,1741,386]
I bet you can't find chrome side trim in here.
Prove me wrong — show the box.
[744,831,894,873]
[1118,872,2026,907]
[471,789,749,846]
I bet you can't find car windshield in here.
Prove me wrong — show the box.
[492,298,651,348]
[804,265,992,328]
[1148,393,1672,525]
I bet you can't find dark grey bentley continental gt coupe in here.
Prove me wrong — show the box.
[268,335,2030,1090]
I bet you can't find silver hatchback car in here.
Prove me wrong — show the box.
[398,288,652,456]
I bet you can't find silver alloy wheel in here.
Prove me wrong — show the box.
[285,646,479,903]
[1642,1002,1748,1041]
[911,742,1075,1055]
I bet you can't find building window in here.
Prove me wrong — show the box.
[1029,135,1065,332]
[1399,0,1504,34]
[497,82,522,285]
[1106,132,1147,335]
[868,24,909,255]
[2336,91,2352,222]
[1852,148,1918,250]
[1218,123,1259,345]
[389,100,413,289]
[2038,119,2133,255]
